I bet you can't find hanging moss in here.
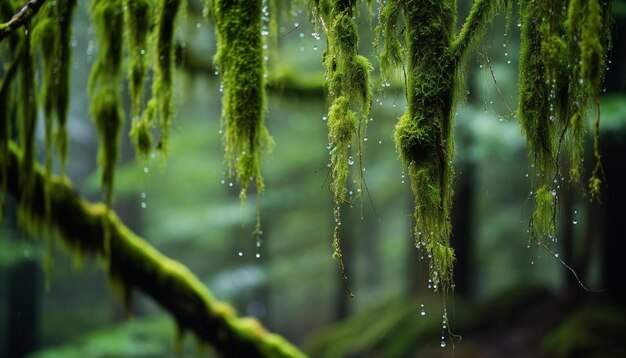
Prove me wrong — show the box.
[213,0,270,199]
[89,0,125,207]
[518,0,560,240]
[391,0,458,292]
[146,0,182,156]
[314,0,373,296]
[125,0,151,118]
[17,34,37,220]
[125,0,153,159]
[32,11,59,185]
[519,0,610,240]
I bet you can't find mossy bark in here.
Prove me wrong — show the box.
[2,144,306,358]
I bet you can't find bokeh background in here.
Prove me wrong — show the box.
[2,1,626,357]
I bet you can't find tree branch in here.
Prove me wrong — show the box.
[0,0,47,42]
[449,0,499,66]
[2,143,306,358]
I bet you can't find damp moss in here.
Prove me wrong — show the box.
[532,186,556,240]
[125,0,152,119]
[149,0,181,155]
[89,0,125,206]
[213,0,270,199]
[386,0,457,292]
[315,0,373,295]
[18,35,37,218]
[56,0,77,172]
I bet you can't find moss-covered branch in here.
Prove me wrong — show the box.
[0,0,47,42]
[2,144,306,358]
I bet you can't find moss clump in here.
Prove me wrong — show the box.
[89,0,125,207]
[213,0,270,199]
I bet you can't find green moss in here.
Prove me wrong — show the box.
[18,35,37,219]
[89,0,125,207]
[315,0,373,294]
[385,0,457,292]
[531,186,556,241]
[149,0,182,155]
[213,0,270,199]
[375,0,403,81]
[55,0,78,172]
[125,0,152,119]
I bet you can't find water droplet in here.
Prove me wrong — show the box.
[256,253,261,258]
[238,251,243,257]
[555,252,560,258]
[143,167,149,174]
[573,219,578,225]
[440,340,446,348]
[348,157,354,166]
[313,45,318,51]
[141,202,147,209]
[229,182,234,187]
[420,304,426,316]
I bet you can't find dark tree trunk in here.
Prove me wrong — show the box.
[4,198,40,358]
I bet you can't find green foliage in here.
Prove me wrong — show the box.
[213,0,270,199]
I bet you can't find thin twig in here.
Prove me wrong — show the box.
[0,0,48,42]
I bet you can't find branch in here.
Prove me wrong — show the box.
[2,143,306,358]
[0,0,47,42]
[449,0,499,66]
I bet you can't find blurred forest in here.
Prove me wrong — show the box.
[2,0,626,357]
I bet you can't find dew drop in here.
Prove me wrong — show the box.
[238,251,243,257]
[143,166,149,174]
[256,253,261,259]
[573,219,578,225]
[348,156,354,166]
[440,340,446,348]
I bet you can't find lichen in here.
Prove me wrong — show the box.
[213,0,271,199]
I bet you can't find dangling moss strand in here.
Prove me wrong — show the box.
[314,0,373,297]
[125,0,153,158]
[213,0,271,199]
[145,0,181,156]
